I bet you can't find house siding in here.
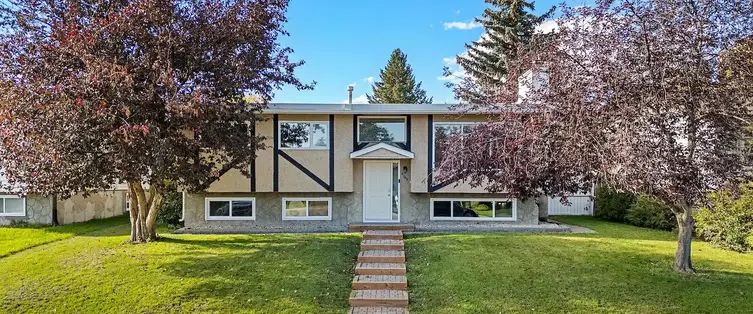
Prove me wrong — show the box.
[0,195,53,226]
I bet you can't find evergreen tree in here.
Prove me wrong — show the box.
[452,0,552,103]
[368,49,432,104]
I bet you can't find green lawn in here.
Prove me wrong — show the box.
[406,216,753,313]
[0,215,130,257]
[0,220,360,313]
[2,216,751,313]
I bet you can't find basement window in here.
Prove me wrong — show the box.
[205,197,255,220]
[430,198,516,221]
[0,195,25,217]
[282,197,332,221]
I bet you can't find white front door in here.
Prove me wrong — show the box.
[363,160,399,222]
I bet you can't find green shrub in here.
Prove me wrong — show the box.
[594,186,636,222]
[158,189,183,230]
[625,195,676,231]
[696,184,753,252]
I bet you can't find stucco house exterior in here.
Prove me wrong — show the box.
[181,103,564,233]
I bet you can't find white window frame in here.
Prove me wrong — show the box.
[430,198,517,221]
[357,116,408,144]
[278,121,330,150]
[432,121,479,169]
[0,195,26,217]
[205,197,256,221]
[282,197,332,221]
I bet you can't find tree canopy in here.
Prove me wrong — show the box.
[367,48,432,104]
[450,0,552,104]
[438,0,753,272]
[0,0,310,242]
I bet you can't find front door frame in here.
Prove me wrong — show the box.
[362,160,401,223]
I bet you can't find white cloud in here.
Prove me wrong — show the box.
[364,76,375,84]
[438,53,468,83]
[535,19,558,34]
[455,10,461,15]
[342,94,369,104]
[443,20,481,30]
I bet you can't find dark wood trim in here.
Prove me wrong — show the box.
[329,114,335,192]
[427,114,434,192]
[406,115,412,150]
[352,114,360,151]
[273,114,279,192]
[279,150,331,191]
[250,121,256,192]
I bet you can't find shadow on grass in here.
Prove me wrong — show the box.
[150,233,361,313]
[405,227,753,313]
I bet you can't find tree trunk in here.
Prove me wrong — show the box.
[127,180,161,243]
[673,207,695,273]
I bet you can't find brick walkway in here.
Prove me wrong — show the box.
[348,229,409,314]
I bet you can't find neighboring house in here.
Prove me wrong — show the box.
[182,103,554,233]
[0,175,128,226]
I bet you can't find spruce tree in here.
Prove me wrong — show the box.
[453,0,552,103]
[368,49,432,104]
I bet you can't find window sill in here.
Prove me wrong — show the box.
[430,217,516,222]
[205,216,256,221]
[279,147,330,151]
[282,217,332,221]
[0,213,26,217]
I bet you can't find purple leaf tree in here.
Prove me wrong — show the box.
[0,0,311,242]
[437,0,753,272]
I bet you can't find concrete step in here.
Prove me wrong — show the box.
[355,263,406,275]
[361,239,404,251]
[363,230,403,240]
[358,250,405,263]
[349,224,415,232]
[349,289,409,307]
[348,306,409,314]
[353,275,408,290]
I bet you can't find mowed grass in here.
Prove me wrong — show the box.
[0,215,129,257]
[406,216,753,314]
[0,221,360,313]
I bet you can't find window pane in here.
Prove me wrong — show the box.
[0,198,4,213]
[4,198,23,214]
[468,201,493,218]
[433,201,451,217]
[494,201,514,218]
[285,201,307,216]
[209,201,231,216]
[308,201,329,217]
[232,201,254,217]
[359,118,406,143]
[311,123,328,148]
[453,201,480,217]
[280,122,310,148]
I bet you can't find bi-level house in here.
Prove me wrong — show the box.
[180,100,564,233]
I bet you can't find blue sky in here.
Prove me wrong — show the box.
[274,0,592,104]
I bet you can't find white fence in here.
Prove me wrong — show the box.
[548,194,594,216]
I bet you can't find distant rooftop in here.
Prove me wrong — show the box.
[265,103,467,114]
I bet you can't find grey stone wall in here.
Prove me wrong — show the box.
[0,195,53,226]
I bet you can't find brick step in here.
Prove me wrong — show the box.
[358,250,405,263]
[361,239,404,251]
[349,224,415,232]
[349,289,409,307]
[363,230,403,240]
[355,263,406,275]
[353,275,408,290]
[348,306,409,314]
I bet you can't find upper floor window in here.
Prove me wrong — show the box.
[433,122,477,168]
[279,121,329,149]
[358,116,407,144]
